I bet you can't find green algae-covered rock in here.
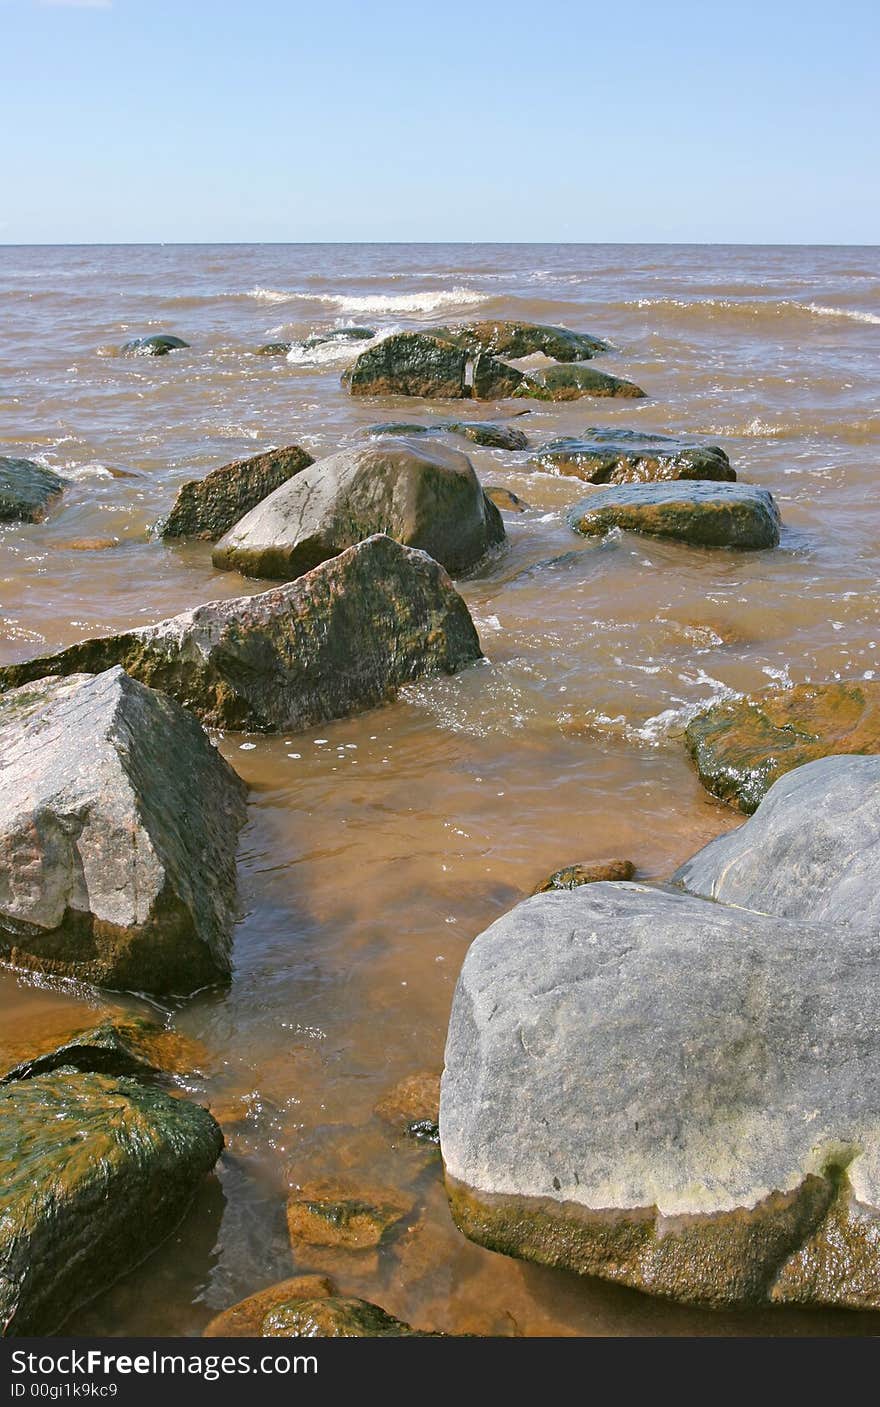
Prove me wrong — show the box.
[515,364,646,401]
[530,429,734,484]
[286,1179,410,1251]
[568,481,781,550]
[0,669,247,996]
[0,457,67,523]
[341,331,523,400]
[442,881,880,1307]
[261,1296,436,1337]
[368,419,528,451]
[120,335,189,357]
[2,1018,163,1085]
[204,1275,335,1337]
[683,679,880,813]
[212,439,504,581]
[160,444,314,541]
[0,537,483,733]
[450,320,609,363]
[0,1070,222,1334]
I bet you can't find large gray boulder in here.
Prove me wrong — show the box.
[0,536,483,732]
[0,667,247,996]
[569,481,781,550]
[160,444,314,541]
[0,1067,222,1334]
[442,880,880,1307]
[674,754,880,930]
[212,438,504,581]
[0,457,67,523]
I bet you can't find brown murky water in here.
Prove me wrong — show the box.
[2,244,879,1336]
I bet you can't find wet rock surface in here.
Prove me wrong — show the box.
[341,330,523,399]
[212,438,505,580]
[683,679,880,812]
[287,1178,411,1251]
[568,481,781,549]
[261,1296,437,1337]
[160,444,314,541]
[203,1276,335,1337]
[442,877,880,1307]
[1,1016,182,1085]
[532,858,636,893]
[0,456,67,523]
[530,429,734,484]
[0,1069,222,1334]
[0,537,482,732]
[483,486,530,513]
[450,320,609,362]
[0,668,246,996]
[120,335,189,357]
[516,364,646,401]
[367,419,529,451]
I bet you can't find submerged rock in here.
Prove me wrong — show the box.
[0,668,247,996]
[515,364,646,401]
[442,879,880,1308]
[532,858,636,893]
[204,1276,335,1337]
[302,326,375,348]
[0,537,483,732]
[0,1069,222,1334]
[675,754,880,933]
[683,679,880,813]
[341,330,523,399]
[287,1179,411,1251]
[160,443,314,541]
[256,342,292,356]
[368,420,529,451]
[483,486,530,513]
[530,429,734,484]
[0,457,67,523]
[374,1071,440,1145]
[568,481,781,550]
[450,320,609,363]
[120,335,189,357]
[2,1017,175,1085]
[261,1296,436,1338]
[212,439,504,580]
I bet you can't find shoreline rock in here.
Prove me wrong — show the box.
[342,331,523,399]
[515,364,646,401]
[0,457,67,523]
[0,668,247,996]
[0,537,483,732]
[212,439,505,581]
[684,679,880,812]
[367,420,529,451]
[532,859,636,893]
[160,444,314,541]
[450,320,609,363]
[568,481,781,550]
[120,335,189,357]
[530,429,734,484]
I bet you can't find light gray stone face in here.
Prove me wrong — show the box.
[0,667,247,996]
[673,754,880,930]
[441,876,880,1305]
[211,438,505,581]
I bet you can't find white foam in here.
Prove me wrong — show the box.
[313,287,490,316]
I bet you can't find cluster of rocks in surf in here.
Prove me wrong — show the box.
[3,309,875,1334]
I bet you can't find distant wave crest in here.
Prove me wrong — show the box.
[630,296,880,326]
[248,285,489,315]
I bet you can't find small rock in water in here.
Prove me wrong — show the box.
[160,443,314,541]
[684,678,880,812]
[374,1071,440,1142]
[0,456,67,523]
[533,858,636,893]
[568,481,781,550]
[203,1275,336,1337]
[286,1178,411,1250]
[301,326,375,348]
[260,1296,439,1337]
[255,342,292,356]
[516,364,646,401]
[120,334,189,357]
[530,428,734,483]
[450,320,609,363]
[367,419,528,451]
[483,486,530,513]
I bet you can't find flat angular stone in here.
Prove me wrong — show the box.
[530,429,734,483]
[568,481,781,549]
[160,444,314,541]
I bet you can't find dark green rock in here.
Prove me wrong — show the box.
[261,1296,437,1337]
[120,335,189,357]
[160,444,314,541]
[368,420,528,450]
[0,536,483,733]
[450,320,609,362]
[342,331,523,400]
[302,326,375,348]
[0,457,66,523]
[530,428,734,484]
[256,342,292,356]
[1,1018,162,1085]
[516,364,646,401]
[0,1070,222,1334]
[568,481,781,550]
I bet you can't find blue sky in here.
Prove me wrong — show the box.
[2,0,878,244]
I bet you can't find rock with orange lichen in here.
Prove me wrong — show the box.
[532,858,635,894]
[203,1276,335,1337]
[287,1179,411,1252]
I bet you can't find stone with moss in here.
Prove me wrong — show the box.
[120,335,189,357]
[203,1276,335,1337]
[341,330,523,400]
[515,364,646,401]
[261,1296,437,1337]
[287,1179,411,1251]
[532,858,635,894]
[1,1017,188,1085]
[0,668,247,996]
[530,429,734,484]
[568,481,780,550]
[368,420,528,451]
[160,444,314,541]
[442,879,880,1307]
[449,320,609,363]
[374,1071,440,1145]
[683,679,880,813]
[212,439,505,581]
[0,536,482,733]
[0,457,67,523]
[0,1069,222,1334]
